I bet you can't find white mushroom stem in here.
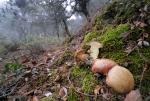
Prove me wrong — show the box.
[89,41,103,59]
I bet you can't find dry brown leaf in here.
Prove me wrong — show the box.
[58,66,68,74]
[125,41,136,54]
[133,21,141,27]
[124,89,143,101]
[22,57,30,64]
[54,75,61,82]
[44,91,52,97]
[139,22,147,28]
[59,87,67,98]
[138,40,150,47]
[144,5,148,12]
[102,93,112,100]
[31,96,39,101]
[133,21,147,28]
[94,85,101,96]
[75,49,89,62]
[143,33,149,38]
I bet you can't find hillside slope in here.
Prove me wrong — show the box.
[0,0,150,101]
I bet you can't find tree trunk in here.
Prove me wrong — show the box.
[62,19,71,37]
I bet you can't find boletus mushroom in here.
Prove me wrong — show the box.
[106,65,134,93]
[89,41,103,59]
[92,59,117,75]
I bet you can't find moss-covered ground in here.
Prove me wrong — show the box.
[1,0,150,101]
[66,0,150,100]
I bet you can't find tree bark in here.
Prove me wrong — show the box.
[62,19,71,37]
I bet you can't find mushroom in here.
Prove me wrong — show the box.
[92,59,117,75]
[106,65,134,93]
[89,41,103,59]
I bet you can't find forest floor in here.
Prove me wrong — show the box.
[0,0,150,101]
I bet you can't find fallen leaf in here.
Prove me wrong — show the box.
[102,93,112,100]
[62,97,67,101]
[44,91,52,97]
[54,75,61,82]
[143,33,149,38]
[25,78,28,82]
[59,87,67,98]
[138,40,150,47]
[139,13,145,18]
[133,21,147,28]
[124,89,142,101]
[143,41,150,47]
[94,85,101,97]
[139,22,147,28]
[133,21,141,27]
[75,49,89,62]
[125,41,136,54]
[0,57,2,61]
[21,56,30,64]
[144,5,148,12]
[31,96,39,101]
[65,61,72,67]
[58,66,68,74]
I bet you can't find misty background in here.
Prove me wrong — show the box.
[0,0,109,54]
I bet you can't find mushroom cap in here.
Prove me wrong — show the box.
[91,59,117,75]
[89,41,103,49]
[106,65,134,93]
[89,41,103,59]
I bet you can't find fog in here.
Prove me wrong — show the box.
[0,0,109,53]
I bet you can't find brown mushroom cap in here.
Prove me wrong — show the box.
[89,41,103,49]
[91,59,117,75]
[106,65,134,93]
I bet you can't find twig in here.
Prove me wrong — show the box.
[74,89,97,97]
[0,77,21,98]
[139,64,147,89]
[0,69,30,98]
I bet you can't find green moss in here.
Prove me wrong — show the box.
[3,63,22,74]
[101,0,145,23]
[81,0,150,98]
[93,16,104,31]
[82,73,97,93]
[101,51,126,64]
[99,24,129,45]
[83,24,129,51]
[71,67,87,78]
[83,32,100,43]
[82,73,97,101]
[128,54,144,74]
[70,67,97,101]
[53,51,73,67]
[68,87,79,101]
